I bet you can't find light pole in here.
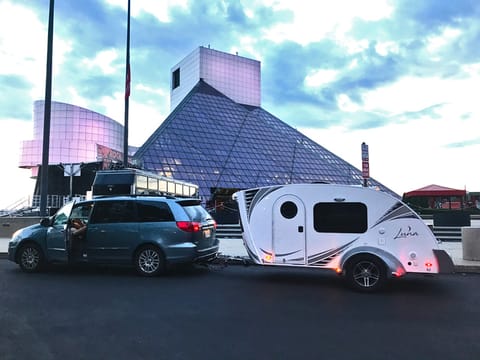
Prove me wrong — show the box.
[123,0,131,167]
[40,0,55,216]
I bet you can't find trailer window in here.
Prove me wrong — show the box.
[280,201,298,219]
[313,202,367,233]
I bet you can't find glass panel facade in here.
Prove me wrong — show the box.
[19,100,124,168]
[134,80,394,202]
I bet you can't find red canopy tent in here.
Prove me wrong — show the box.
[403,184,466,198]
[403,184,466,210]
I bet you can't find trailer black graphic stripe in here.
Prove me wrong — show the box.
[372,202,417,228]
[307,239,357,266]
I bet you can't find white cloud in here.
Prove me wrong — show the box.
[304,69,339,88]
[0,119,35,209]
[0,1,72,100]
[82,49,120,75]
[360,72,480,120]
[262,0,393,45]
[426,26,462,54]
[99,92,167,146]
[104,0,188,22]
[302,117,478,195]
[337,94,360,112]
[375,41,400,56]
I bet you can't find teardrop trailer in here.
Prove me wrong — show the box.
[233,184,454,292]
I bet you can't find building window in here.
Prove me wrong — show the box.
[313,202,367,233]
[172,68,180,89]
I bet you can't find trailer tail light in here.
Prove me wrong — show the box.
[176,221,201,232]
[425,261,433,270]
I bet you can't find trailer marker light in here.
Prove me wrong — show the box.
[264,254,273,262]
[425,262,433,268]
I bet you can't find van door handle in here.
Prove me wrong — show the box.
[298,226,304,233]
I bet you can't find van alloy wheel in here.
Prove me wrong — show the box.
[135,246,165,276]
[19,244,44,273]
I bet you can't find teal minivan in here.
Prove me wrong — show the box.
[8,196,218,276]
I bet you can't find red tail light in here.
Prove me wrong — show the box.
[176,221,201,232]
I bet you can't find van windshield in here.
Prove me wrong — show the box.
[53,202,74,226]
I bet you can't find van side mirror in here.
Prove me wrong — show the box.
[40,218,51,227]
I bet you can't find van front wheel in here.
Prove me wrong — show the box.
[18,243,45,273]
[345,255,386,292]
[134,245,165,277]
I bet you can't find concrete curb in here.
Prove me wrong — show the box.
[454,265,480,274]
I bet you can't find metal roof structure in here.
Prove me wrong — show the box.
[134,80,396,201]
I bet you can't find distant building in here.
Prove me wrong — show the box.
[19,47,395,216]
[19,101,133,207]
[133,47,395,222]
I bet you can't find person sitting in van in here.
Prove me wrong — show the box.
[69,218,87,260]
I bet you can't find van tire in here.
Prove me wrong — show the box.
[18,243,45,273]
[134,245,165,277]
[345,254,387,292]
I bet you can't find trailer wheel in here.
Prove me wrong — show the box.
[345,254,387,292]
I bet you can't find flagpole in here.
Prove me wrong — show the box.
[123,0,131,167]
[40,0,55,216]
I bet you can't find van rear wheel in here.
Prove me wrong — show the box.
[134,245,165,277]
[345,255,386,292]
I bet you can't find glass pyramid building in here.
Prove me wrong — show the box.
[133,47,395,203]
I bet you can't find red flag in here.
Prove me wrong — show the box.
[125,63,131,99]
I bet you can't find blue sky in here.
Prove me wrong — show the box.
[0,0,479,208]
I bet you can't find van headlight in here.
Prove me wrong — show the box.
[11,229,23,243]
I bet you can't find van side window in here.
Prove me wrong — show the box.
[137,201,174,222]
[90,201,136,224]
[313,202,367,233]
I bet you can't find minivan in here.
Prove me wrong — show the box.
[8,196,218,276]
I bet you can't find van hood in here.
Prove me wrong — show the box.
[11,223,47,242]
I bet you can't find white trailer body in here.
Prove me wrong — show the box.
[233,184,454,291]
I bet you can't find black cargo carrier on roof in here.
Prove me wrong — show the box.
[92,168,199,199]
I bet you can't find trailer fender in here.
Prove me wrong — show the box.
[339,246,406,278]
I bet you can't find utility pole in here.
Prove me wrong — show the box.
[123,0,131,167]
[40,0,55,216]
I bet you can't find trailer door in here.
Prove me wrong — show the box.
[272,195,306,265]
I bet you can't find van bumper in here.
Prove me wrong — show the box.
[165,243,219,264]
[195,245,219,263]
[433,249,455,274]
[7,242,18,263]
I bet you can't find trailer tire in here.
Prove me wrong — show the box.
[345,254,387,293]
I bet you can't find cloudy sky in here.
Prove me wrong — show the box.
[0,0,479,208]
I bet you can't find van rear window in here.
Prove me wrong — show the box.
[182,205,211,222]
[313,202,367,233]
